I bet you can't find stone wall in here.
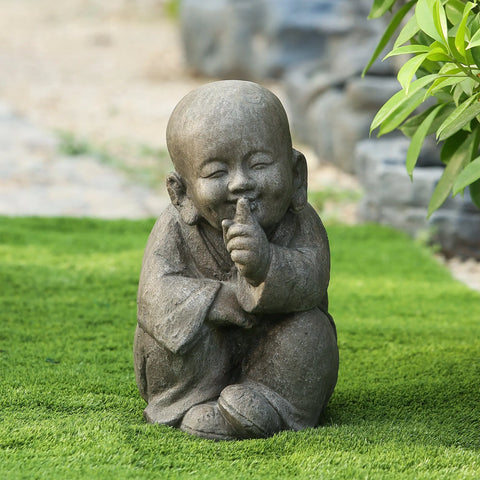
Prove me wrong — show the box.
[356,138,480,259]
[180,0,385,80]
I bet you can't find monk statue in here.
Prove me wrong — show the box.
[134,80,339,440]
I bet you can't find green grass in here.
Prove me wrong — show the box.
[164,0,180,20]
[308,188,362,213]
[1,217,479,479]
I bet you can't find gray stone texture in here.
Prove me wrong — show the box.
[180,0,388,80]
[355,138,480,259]
[285,71,400,173]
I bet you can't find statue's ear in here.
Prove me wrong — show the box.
[290,148,308,213]
[166,172,200,225]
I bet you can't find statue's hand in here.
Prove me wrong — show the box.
[222,198,271,286]
[207,282,255,329]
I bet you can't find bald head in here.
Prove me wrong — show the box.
[166,80,292,176]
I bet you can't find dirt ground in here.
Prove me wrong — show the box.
[0,0,478,291]
[0,0,206,149]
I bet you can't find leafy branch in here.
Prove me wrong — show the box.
[364,0,480,215]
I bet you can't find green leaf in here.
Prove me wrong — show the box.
[370,74,437,134]
[397,53,430,93]
[425,46,451,62]
[458,77,476,97]
[437,94,480,141]
[440,130,466,164]
[452,82,465,105]
[433,0,449,46]
[470,46,480,69]
[453,156,480,195]
[406,105,444,177]
[425,70,469,98]
[445,0,468,26]
[363,0,416,76]
[428,128,480,216]
[368,0,397,19]
[378,89,427,135]
[455,2,476,59]
[469,178,480,208]
[400,103,455,137]
[467,27,480,50]
[416,0,444,44]
[447,37,469,65]
[437,62,464,76]
[393,14,420,49]
[384,44,431,59]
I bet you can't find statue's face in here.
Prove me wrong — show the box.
[182,113,294,233]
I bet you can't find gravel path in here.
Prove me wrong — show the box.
[0,0,203,218]
[0,101,169,218]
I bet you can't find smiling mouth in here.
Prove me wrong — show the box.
[228,197,257,211]
[222,198,258,223]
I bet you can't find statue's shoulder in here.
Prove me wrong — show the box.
[144,205,188,256]
[150,204,183,236]
[290,203,329,247]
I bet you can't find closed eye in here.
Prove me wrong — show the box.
[204,169,227,178]
[200,160,228,178]
[251,162,269,170]
[248,152,273,170]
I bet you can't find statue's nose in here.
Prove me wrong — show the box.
[228,166,255,194]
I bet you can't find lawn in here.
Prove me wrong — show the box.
[1,216,479,479]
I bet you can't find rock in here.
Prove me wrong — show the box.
[355,138,480,259]
[180,0,265,79]
[179,0,394,80]
[345,76,400,111]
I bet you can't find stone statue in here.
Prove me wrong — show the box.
[134,80,339,440]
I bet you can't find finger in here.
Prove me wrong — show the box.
[230,249,254,266]
[222,219,234,244]
[234,197,254,224]
[225,236,255,254]
[224,223,256,240]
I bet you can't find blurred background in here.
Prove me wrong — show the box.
[0,0,372,221]
[0,0,478,285]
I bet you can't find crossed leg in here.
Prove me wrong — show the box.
[180,308,339,440]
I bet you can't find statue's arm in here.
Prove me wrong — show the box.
[136,214,221,355]
[236,206,330,314]
[137,212,253,354]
